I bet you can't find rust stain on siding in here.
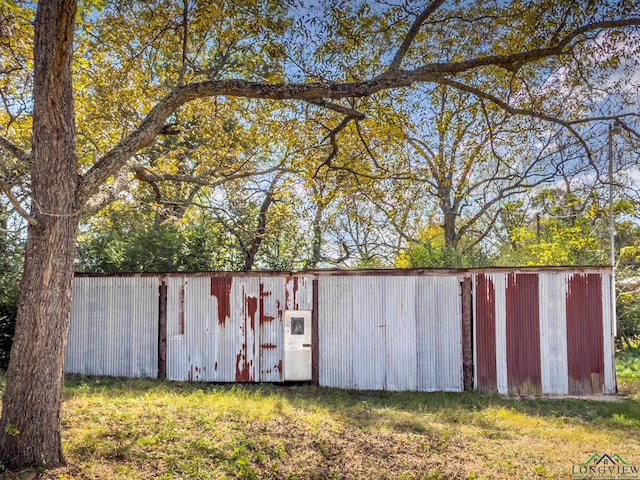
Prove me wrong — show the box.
[236,343,251,382]
[236,287,258,383]
[285,276,299,310]
[566,274,604,394]
[475,274,497,394]
[210,276,232,326]
[246,295,258,333]
[259,283,275,324]
[261,343,277,349]
[505,273,542,395]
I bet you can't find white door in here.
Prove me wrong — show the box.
[284,310,312,381]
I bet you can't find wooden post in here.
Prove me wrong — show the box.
[158,277,168,379]
[461,276,474,391]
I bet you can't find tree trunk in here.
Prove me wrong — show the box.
[0,0,78,470]
[442,204,458,249]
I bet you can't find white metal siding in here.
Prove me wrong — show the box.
[416,276,463,392]
[319,276,354,389]
[538,273,569,395]
[259,276,286,382]
[352,277,386,390]
[318,275,463,392]
[602,273,616,394]
[165,275,311,383]
[66,277,158,378]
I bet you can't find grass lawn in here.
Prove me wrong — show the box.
[0,351,639,479]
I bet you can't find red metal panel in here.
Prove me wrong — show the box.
[461,277,473,391]
[475,274,497,394]
[506,273,542,395]
[566,274,604,394]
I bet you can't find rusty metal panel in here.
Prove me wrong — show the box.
[506,273,542,395]
[167,275,236,382]
[461,276,474,391]
[285,276,313,310]
[539,273,569,394]
[474,273,497,394]
[415,276,463,392]
[165,274,312,383]
[475,270,614,396]
[233,277,260,382]
[259,276,285,382]
[167,276,219,382]
[566,273,605,394]
[318,276,354,389]
[66,276,158,378]
[385,276,418,391]
[351,276,386,390]
[187,276,222,382]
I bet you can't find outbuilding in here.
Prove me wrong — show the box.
[66,267,616,395]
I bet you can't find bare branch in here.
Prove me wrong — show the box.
[0,178,39,228]
[306,99,365,119]
[438,77,593,163]
[387,0,447,72]
[314,115,358,177]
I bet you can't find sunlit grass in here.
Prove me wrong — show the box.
[617,347,640,398]
[0,355,638,479]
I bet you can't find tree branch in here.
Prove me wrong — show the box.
[314,115,359,177]
[0,178,39,228]
[387,0,447,72]
[82,166,133,217]
[129,162,290,187]
[77,16,640,202]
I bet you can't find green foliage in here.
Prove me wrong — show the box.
[0,212,22,370]
[76,218,234,273]
[496,188,614,267]
[617,348,640,381]
[617,269,640,342]
[397,225,491,268]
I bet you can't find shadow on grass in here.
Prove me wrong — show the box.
[62,374,640,438]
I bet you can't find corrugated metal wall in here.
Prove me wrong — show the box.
[318,275,464,392]
[165,275,312,383]
[66,276,159,377]
[66,268,615,395]
[473,271,616,395]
